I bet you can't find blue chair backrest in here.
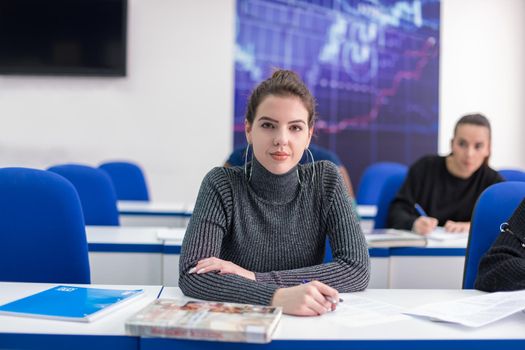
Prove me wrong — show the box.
[357,162,408,205]
[374,170,408,229]
[498,169,525,182]
[99,161,150,201]
[0,168,90,283]
[323,238,333,263]
[463,182,525,289]
[48,164,120,226]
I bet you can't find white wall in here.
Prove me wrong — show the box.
[440,0,525,169]
[1,0,523,203]
[0,0,235,203]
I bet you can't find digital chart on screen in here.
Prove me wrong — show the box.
[234,0,440,185]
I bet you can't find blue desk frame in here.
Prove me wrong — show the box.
[2,333,523,350]
[0,333,138,350]
[140,338,525,350]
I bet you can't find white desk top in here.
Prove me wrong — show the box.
[0,282,162,336]
[118,201,376,220]
[85,226,184,245]
[160,288,525,341]
[357,204,377,219]
[155,228,186,245]
[86,225,171,245]
[3,284,523,347]
[118,201,189,215]
[85,225,465,251]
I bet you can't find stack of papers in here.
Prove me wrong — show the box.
[365,229,427,248]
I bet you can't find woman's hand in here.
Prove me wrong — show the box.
[412,216,438,234]
[271,281,340,316]
[189,257,255,280]
[444,220,470,233]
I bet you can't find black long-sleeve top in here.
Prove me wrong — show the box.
[179,158,370,306]
[475,198,525,291]
[387,155,503,230]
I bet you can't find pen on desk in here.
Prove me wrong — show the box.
[156,286,164,299]
[414,203,428,217]
[301,279,344,303]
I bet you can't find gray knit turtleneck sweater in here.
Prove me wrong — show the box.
[179,158,370,305]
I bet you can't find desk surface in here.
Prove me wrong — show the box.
[118,201,377,219]
[2,284,523,350]
[146,288,525,350]
[0,282,162,350]
[86,226,165,245]
[118,201,191,216]
[86,226,184,244]
[85,225,467,255]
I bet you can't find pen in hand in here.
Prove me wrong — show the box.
[302,280,344,303]
[414,203,428,217]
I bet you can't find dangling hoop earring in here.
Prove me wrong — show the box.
[306,148,315,184]
[244,144,253,182]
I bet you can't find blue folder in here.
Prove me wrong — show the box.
[0,285,144,322]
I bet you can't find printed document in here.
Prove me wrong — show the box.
[404,290,525,327]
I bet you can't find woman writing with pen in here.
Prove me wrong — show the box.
[179,70,370,316]
[387,114,503,235]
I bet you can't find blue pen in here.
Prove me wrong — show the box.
[414,203,428,217]
[302,280,344,303]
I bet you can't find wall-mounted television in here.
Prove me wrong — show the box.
[0,0,127,76]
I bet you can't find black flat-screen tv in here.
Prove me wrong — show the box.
[0,0,127,76]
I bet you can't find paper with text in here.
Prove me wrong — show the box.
[404,290,525,327]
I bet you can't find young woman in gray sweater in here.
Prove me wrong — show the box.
[179,70,370,316]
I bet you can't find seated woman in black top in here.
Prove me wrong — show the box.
[387,114,503,234]
[475,198,525,291]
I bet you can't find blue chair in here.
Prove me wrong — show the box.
[357,162,408,205]
[463,181,525,289]
[373,171,408,229]
[498,169,525,182]
[99,161,150,201]
[323,239,333,263]
[48,164,120,226]
[0,168,90,283]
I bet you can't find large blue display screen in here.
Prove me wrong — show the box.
[234,0,440,186]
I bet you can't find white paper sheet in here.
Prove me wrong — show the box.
[323,295,409,327]
[404,290,525,327]
[426,227,468,241]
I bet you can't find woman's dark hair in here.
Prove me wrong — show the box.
[453,113,492,139]
[245,69,316,128]
[453,113,492,165]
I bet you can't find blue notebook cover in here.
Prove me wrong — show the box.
[0,285,144,322]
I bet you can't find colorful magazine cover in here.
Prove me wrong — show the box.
[126,299,282,343]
